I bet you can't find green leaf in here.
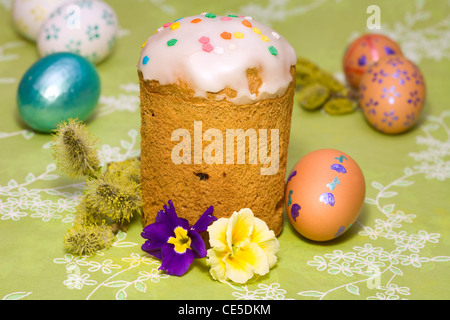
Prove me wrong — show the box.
[371,181,384,190]
[227,282,246,292]
[116,231,127,241]
[346,284,360,295]
[116,289,127,300]
[424,124,439,131]
[389,266,403,276]
[128,129,138,138]
[104,280,129,288]
[382,204,395,214]
[3,292,32,300]
[44,189,62,196]
[22,130,35,140]
[364,197,377,205]
[431,256,450,262]
[328,268,340,275]
[8,179,18,188]
[379,191,398,198]
[298,291,324,298]
[53,258,70,264]
[135,281,146,293]
[40,174,60,180]
[404,167,414,175]
[46,163,57,171]
[120,139,131,149]
[129,150,140,158]
[25,173,35,182]
[426,115,440,122]
[113,241,138,248]
[393,180,414,187]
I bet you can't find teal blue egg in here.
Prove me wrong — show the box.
[17,52,100,133]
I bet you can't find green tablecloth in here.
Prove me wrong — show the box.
[1,0,449,300]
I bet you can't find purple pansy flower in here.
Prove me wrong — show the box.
[141,200,216,276]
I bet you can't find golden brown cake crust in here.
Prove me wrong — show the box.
[139,67,295,236]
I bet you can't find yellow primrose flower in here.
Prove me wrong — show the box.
[206,208,279,284]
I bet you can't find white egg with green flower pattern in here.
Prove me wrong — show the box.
[12,0,68,42]
[37,0,119,64]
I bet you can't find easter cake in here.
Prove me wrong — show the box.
[138,13,297,235]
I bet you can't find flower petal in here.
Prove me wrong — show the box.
[141,222,174,260]
[251,217,279,268]
[160,243,194,276]
[224,242,269,283]
[141,222,172,244]
[223,252,254,284]
[191,206,216,233]
[227,208,254,249]
[206,248,228,282]
[189,230,207,258]
[141,241,163,260]
[155,200,182,230]
[207,217,229,251]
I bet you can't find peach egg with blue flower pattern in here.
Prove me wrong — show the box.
[343,33,402,89]
[285,149,365,242]
[359,54,426,134]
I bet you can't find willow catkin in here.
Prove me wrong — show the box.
[52,118,101,179]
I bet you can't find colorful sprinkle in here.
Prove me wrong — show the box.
[142,56,149,65]
[272,31,280,39]
[220,32,232,40]
[170,22,180,30]
[191,18,202,23]
[205,13,216,18]
[261,35,270,42]
[234,32,244,39]
[228,14,239,18]
[167,39,177,47]
[163,22,172,28]
[214,46,224,55]
[268,45,278,56]
[141,40,148,48]
[252,27,261,34]
[221,17,232,21]
[199,36,210,44]
[242,19,252,28]
[202,43,214,52]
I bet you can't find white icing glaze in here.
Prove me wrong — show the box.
[138,13,297,105]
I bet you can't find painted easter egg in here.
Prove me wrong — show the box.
[343,33,402,89]
[285,149,365,241]
[17,52,100,133]
[12,0,67,41]
[359,54,426,134]
[36,0,119,64]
